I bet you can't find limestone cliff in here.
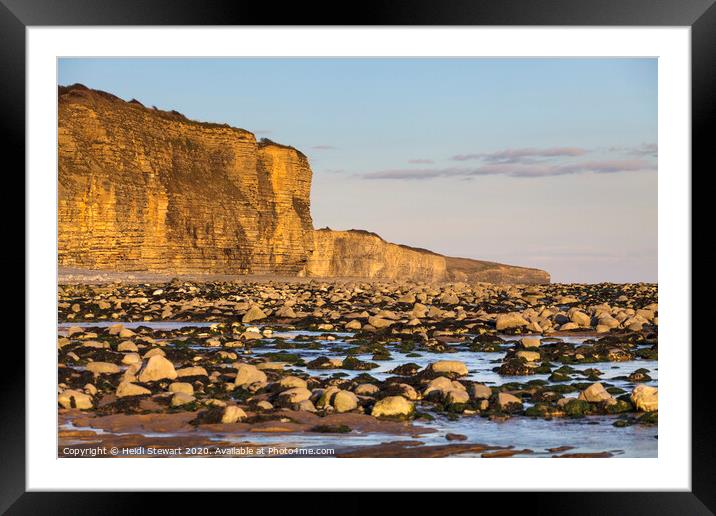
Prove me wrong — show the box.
[444,256,550,284]
[58,84,313,274]
[58,84,549,284]
[306,229,550,284]
[306,229,448,282]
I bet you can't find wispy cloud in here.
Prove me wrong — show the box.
[312,145,337,150]
[451,147,588,163]
[609,143,658,158]
[254,129,272,135]
[361,159,655,180]
[408,158,435,164]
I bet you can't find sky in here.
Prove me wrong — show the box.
[58,58,657,283]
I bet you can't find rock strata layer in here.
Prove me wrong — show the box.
[58,84,549,284]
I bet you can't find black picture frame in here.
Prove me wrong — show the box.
[2,0,705,512]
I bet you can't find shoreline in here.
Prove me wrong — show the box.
[57,279,658,458]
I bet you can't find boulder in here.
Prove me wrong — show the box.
[107,324,125,335]
[445,389,470,405]
[117,340,138,352]
[171,392,196,407]
[333,390,359,413]
[427,360,468,377]
[598,315,620,329]
[411,303,428,318]
[316,386,340,409]
[66,326,83,337]
[520,337,541,349]
[176,366,208,378]
[138,355,177,382]
[116,381,151,398]
[279,387,312,405]
[122,364,141,382]
[559,322,579,331]
[398,293,416,304]
[496,392,523,411]
[469,383,492,400]
[344,320,362,330]
[169,382,194,395]
[578,382,613,403]
[570,311,592,327]
[255,400,274,411]
[234,363,268,387]
[275,306,297,318]
[631,384,658,412]
[86,362,121,375]
[371,396,414,418]
[84,383,97,396]
[297,400,317,412]
[121,353,141,365]
[367,316,392,329]
[515,350,540,362]
[439,292,460,305]
[221,405,247,423]
[397,383,420,401]
[355,383,380,396]
[242,305,267,323]
[79,340,109,349]
[58,389,93,410]
[423,376,456,398]
[495,313,529,331]
[142,348,166,358]
[277,376,308,390]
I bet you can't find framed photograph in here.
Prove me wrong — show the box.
[4,0,707,511]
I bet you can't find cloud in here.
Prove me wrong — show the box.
[451,147,588,163]
[407,158,435,164]
[361,159,655,180]
[609,143,658,157]
[254,129,272,135]
[311,145,337,150]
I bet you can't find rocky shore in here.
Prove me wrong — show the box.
[58,280,658,458]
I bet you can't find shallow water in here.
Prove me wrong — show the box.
[249,332,657,391]
[208,414,656,457]
[420,414,657,457]
[59,321,658,457]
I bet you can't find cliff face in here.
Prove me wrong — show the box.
[58,84,549,284]
[306,229,448,282]
[305,229,549,284]
[58,85,313,274]
[444,256,551,284]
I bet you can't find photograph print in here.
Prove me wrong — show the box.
[57,57,658,459]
